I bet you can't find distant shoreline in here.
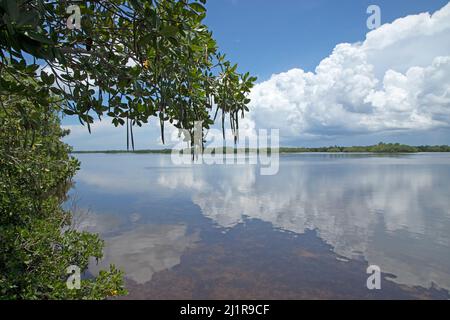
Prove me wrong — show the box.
[71,143,450,154]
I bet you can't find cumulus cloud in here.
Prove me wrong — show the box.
[248,3,450,140]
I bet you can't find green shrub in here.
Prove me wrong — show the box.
[0,93,126,299]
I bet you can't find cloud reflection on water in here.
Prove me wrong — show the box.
[73,153,450,292]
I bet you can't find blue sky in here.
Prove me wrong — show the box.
[63,0,450,149]
[204,0,449,80]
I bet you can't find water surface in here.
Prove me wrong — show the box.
[70,153,450,299]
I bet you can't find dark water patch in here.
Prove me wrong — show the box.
[119,220,449,300]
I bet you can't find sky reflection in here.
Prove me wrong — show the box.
[71,153,450,298]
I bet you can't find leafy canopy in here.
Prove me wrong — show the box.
[0,0,256,147]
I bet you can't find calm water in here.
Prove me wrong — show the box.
[70,153,450,299]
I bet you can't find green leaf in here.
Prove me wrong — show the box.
[47,73,55,85]
[138,34,153,46]
[160,25,178,38]
[128,0,143,10]
[17,11,39,27]
[40,71,54,85]
[5,0,19,21]
[189,3,206,13]
[50,87,61,95]
[25,31,54,45]
[63,109,76,115]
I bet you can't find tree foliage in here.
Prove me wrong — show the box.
[0,0,256,148]
[0,77,126,299]
[277,143,449,153]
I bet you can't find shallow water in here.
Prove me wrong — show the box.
[70,153,450,299]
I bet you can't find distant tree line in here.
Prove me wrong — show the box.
[280,142,450,153]
[279,143,450,153]
[72,142,450,154]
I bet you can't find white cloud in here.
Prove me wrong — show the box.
[88,224,199,284]
[248,3,450,140]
